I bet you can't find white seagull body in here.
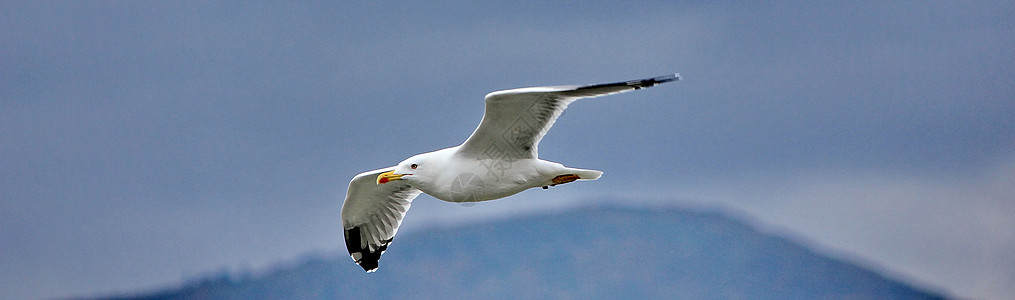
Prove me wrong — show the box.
[341,74,680,272]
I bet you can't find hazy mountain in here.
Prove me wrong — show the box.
[97,207,946,299]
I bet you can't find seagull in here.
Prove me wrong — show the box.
[341,74,680,272]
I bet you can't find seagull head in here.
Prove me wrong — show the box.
[376,152,435,185]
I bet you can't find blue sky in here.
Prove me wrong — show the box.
[2,1,1013,299]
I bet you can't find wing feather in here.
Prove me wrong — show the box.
[340,167,422,272]
[457,74,679,158]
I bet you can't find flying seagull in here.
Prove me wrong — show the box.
[341,74,680,272]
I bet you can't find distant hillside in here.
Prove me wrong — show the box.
[98,207,945,299]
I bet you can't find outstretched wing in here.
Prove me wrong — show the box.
[340,167,423,272]
[457,74,680,159]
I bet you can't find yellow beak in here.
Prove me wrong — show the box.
[376,170,405,185]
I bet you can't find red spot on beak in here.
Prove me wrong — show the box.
[378,177,389,184]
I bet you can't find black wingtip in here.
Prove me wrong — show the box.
[358,257,380,273]
[345,226,390,273]
[627,73,681,89]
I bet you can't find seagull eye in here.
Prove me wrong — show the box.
[410,164,418,169]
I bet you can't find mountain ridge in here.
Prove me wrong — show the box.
[95,205,947,299]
